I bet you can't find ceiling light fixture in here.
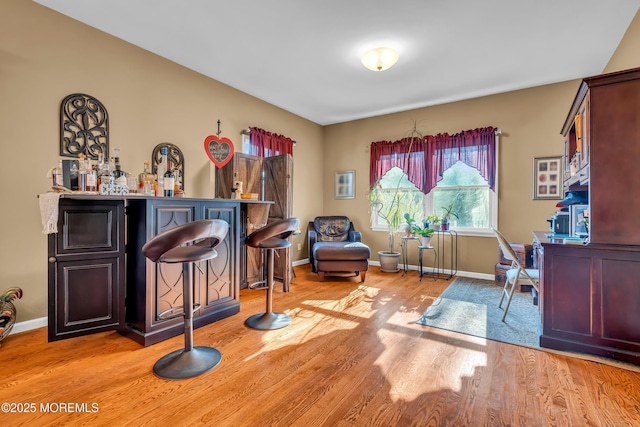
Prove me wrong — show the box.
[361,47,399,72]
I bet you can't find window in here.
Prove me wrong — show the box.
[369,126,499,236]
[372,162,497,236]
[371,167,422,231]
[426,161,497,236]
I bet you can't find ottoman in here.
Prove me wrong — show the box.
[312,241,370,282]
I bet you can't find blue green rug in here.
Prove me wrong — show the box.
[416,277,540,348]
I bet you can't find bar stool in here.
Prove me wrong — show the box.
[142,219,229,380]
[245,217,299,330]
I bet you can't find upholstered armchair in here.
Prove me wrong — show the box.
[307,216,370,281]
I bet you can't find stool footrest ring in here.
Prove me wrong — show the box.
[248,280,268,290]
[157,303,202,321]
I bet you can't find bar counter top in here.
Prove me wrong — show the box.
[53,192,273,204]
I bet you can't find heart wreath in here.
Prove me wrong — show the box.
[204,135,234,167]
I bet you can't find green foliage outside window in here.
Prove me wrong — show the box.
[375,162,491,232]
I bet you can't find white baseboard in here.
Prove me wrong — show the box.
[366,260,495,281]
[11,316,47,335]
[10,262,491,335]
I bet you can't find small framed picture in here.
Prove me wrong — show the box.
[335,170,355,199]
[533,156,563,200]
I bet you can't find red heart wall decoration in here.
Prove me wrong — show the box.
[204,135,234,167]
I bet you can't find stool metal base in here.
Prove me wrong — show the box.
[153,346,222,380]
[245,312,291,330]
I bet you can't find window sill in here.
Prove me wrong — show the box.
[370,226,495,238]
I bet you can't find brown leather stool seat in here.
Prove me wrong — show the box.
[244,217,300,330]
[142,219,229,380]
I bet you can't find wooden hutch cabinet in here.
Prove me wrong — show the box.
[537,67,640,364]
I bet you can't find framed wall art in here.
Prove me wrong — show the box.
[533,156,563,200]
[335,170,355,199]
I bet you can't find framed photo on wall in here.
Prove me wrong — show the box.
[335,170,355,199]
[533,156,563,200]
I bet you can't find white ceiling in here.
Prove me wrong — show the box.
[34,0,640,126]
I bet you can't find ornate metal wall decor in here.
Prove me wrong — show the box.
[60,93,109,160]
[152,143,185,190]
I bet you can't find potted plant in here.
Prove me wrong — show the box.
[368,185,403,272]
[369,122,425,272]
[403,213,417,237]
[410,221,434,247]
[440,204,459,231]
[427,214,441,231]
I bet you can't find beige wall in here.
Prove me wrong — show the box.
[322,8,640,275]
[1,0,323,322]
[3,0,639,324]
[323,83,577,274]
[605,9,640,73]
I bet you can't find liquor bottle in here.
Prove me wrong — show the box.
[157,146,168,197]
[69,162,79,191]
[138,160,155,196]
[97,152,113,187]
[113,148,127,187]
[126,173,138,194]
[164,160,175,197]
[85,157,98,192]
[77,154,87,192]
[52,160,64,187]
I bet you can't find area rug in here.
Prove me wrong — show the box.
[417,277,640,373]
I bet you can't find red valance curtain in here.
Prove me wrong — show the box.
[370,126,497,194]
[369,136,430,193]
[248,127,294,157]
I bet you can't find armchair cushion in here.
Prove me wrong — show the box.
[313,216,351,242]
[313,241,370,261]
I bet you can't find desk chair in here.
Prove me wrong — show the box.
[491,228,540,322]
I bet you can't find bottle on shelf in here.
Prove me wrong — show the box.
[164,160,175,197]
[85,156,98,192]
[97,152,113,187]
[156,146,168,197]
[77,154,87,192]
[69,162,79,191]
[126,173,138,194]
[52,159,64,187]
[113,148,127,187]
[138,160,155,196]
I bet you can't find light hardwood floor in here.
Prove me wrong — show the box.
[2,264,640,426]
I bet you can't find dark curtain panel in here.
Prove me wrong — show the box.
[369,137,429,193]
[369,126,497,194]
[249,127,294,157]
[428,126,497,193]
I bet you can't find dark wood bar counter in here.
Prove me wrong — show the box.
[532,231,640,365]
[47,194,272,346]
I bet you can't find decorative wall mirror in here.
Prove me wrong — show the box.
[152,143,185,190]
[60,93,109,160]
